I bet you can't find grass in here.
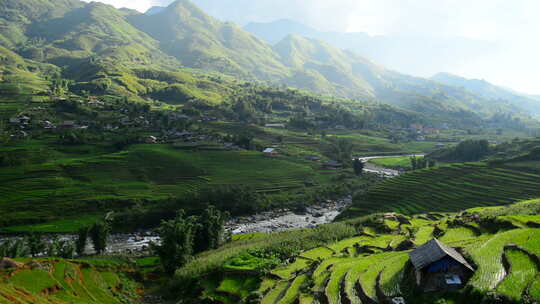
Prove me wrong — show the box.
[261,281,289,304]
[368,156,415,169]
[271,257,311,280]
[496,249,538,301]
[279,274,308,304]
[1,215,100,233]
[216,275,260,299]
[468,229,537,291]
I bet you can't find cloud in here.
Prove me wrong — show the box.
[82,0,170,13]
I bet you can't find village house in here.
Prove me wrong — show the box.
[9,116,30,125]
[145,136,158,144]
[224,142,241,150]
[410,123,424,132]
[170,113,190,120]
[423,127,440,135]
[323,160,343,169]
[435,143,446,149]
[119,117,132,126]
[42,120,55,129]
[59,121,76,129]
[305,155,321,162]
[409,239,474,292]
[263,148,278,157]
[264,123,286,128]
[10,130,28,138]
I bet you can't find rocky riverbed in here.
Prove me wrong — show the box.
[226,196,352,234]
[1,155,416,255]
[0,198,351,255]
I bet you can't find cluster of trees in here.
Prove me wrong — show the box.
[0,215,113,259]
[353,158,365,175]
[217,86,420,131]
[152,206,229,275]
[410,157,437,170]
[431,139,490,162]
[325,138,354,167]
[0,233,76,259]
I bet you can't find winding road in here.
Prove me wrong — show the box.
[357,154,425,177]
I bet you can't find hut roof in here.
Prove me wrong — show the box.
[409,239,474,271]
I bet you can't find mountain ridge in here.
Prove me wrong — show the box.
[244,18,497,81]
[0,0,534,123]
[432,72,540,115]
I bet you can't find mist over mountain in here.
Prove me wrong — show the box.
[432,73,540,115]
[145,6,165,15]
[244,19,498,80]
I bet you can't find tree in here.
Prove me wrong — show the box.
[0,239,28,258]
[57,240,75,259]
[45,236,74,258]
[76,226,89,256]
[327,138,354,167]
[90,214,112,255]
[152,210,196,275]
[194,206,229,253]
[410,156,417,170]
[26,233,46,257]
[353,159,364,176]
[0,121,9,144]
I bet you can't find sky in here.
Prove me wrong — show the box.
[83,0,540,94]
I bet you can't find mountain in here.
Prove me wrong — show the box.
[273,34,375,99]
[0,0,531,125]
[145,6,165,15]
[0,0,176,68]
[244,19,323,44]
[432,73,540,115]
[244,19,497,79]
[129,0,289,81]
[127,1,523,120]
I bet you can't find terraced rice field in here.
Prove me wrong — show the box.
[341,161,540,219]
[0,143,321,228]
[0,258,139,303]
[209,200,540,303]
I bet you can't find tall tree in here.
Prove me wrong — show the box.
[194,205,229,253]
[353,158,364,176]
[76,226,89,256]
[327,138,354,167]
[90,214,112,255]
[26,233,46,257]
[152,210,196,275]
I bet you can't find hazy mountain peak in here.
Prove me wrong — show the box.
[244,19,319,44]
[145,6,165,15]
[432,72,540,114]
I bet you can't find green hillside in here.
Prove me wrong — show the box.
[339,159,540,219]
[173,199,540,304]
[0,0,534,126]
[129,0,288,80]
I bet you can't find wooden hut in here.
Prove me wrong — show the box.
[408,239,474,291]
